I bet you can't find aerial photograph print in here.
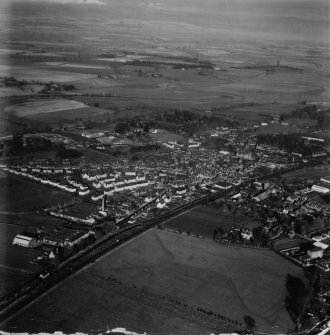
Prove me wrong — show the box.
[0,0,329,335]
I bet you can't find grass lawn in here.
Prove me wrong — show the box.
[163,206,260,238]
[3,229,304,334]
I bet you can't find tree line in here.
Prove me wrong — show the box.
[280,104,330,129]
[256,133,324,155]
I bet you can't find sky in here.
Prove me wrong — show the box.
[1,0,329,47]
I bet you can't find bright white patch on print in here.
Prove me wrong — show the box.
[25,0,105,4]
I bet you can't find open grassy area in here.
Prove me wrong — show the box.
[2,229,304,334]
[163,206,260,238]
[0,175,74,212]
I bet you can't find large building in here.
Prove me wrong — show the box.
[311,185,329,194]
[12,232,38,248]
[307,247,324,259]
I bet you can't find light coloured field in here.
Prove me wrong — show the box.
[4,99,87,117]
[150,132,185,143]
[43,62,107,69]
[23,106,115,124]
[0,65,96,83]
[3,229,305,334]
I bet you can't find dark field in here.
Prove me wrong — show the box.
[0,212,67,229]
[163,206,260,237]
[0,175,75,212]
[282,164,330,182]
[2,229,304,333]
[0,224,43,296]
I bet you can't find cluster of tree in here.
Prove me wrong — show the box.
[114,120,150,135]
[115,122,131,134]
[7,134,24,156]
[128,59,213,69]
[204,137,229,150]
[212,222,269,247]
[257,133,323,155]
[157,110,237,126]
[25,137,53,152]
[56,146,83,159]
[172,63,213,69]
[111,150,127,158]
[4,134,55,157]
[280,105,330,129]
[62,84,76,91]
[136,69,163,78]
[10,53,68,63]
[294,213,325,235]
[234,64,302,73]
[195,307,244,327]
[285,274,310,326]
[156,110,238,136]
[98,53,117,58]
[129,144,161,154]
[1,77,29,88]
[244,315,256,330]
[253,165,273,177]
[158,55,211,64]
[252,226,270,247]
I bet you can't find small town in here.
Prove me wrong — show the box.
[1,0,330,334]
[1,108,330,331]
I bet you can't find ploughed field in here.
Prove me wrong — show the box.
[2,229,304,334]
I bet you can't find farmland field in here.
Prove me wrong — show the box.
[0,175,74,212]
[2,229,304,334]
[163,206,260,238]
